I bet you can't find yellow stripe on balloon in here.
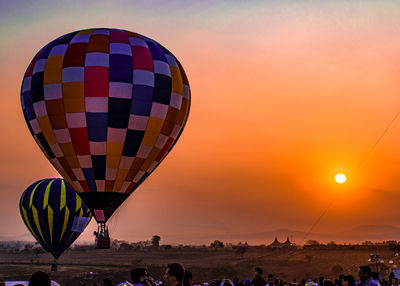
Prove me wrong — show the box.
[29,180,43,208]
[48,206,53,243]
[59,206,69,243]
[31,205,45,243]
[21,206,40,242]
[43,179,54,210]
[75,194,82,212]
[60,180,66,210]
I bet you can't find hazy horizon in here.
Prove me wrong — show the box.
[4,223,400,246]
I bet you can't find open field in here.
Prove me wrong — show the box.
[0,246,397,285]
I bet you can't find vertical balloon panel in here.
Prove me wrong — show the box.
[20,28,191,225]
[19,178,91,259]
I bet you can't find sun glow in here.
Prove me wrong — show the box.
[335,173,347,184]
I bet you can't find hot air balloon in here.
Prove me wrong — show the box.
[19,178,91,268]
[20,28,191,247]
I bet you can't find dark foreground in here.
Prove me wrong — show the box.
[0,246,396,285]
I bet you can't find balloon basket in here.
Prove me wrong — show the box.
[94,222,110,249]
[95,237,110,249]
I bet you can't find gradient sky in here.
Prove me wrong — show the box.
[2,0,400,245]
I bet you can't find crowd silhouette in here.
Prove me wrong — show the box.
[1,264,400,286]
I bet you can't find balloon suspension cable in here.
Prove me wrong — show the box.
[300,109,400,245]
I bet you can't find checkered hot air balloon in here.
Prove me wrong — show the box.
[20,28,191,230]
[19,178,91,259]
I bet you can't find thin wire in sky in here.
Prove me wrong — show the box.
[360,110,400,165]
[300,109,400,244]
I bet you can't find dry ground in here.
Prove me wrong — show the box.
[0,246,396,285]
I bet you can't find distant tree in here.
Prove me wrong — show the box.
[152,235,161,248]
[111,239,121,249]
[327,241,337,246]
[119,242,134,250]
[210,240,224,248]
[72,244,92,252]
[131,240,152,248]
[307,240,320,246]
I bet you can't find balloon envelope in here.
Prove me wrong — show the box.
[20,28,191,222]
[19,178,91,259]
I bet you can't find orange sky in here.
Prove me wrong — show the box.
[2,1,400,245]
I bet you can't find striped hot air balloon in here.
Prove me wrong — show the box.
[19,178,91,259]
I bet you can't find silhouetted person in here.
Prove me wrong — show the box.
[29,271,51,286]
[164,263,185,286]
[359,266,379,286]
[389,273,397,286]
[319,277,325,286]
[267,274,275,286]
[232,277,239,286]
[222,280,234,286]
[343,276,355,286]
[214,280,222,286]
[323,280,334,286]
[183,270,193,286]
[103,278,113,286]
[338,275,345,286]
[371,273,381,286]
[131,268,148,285]
[251,267,266,286]
[0,279,5,286]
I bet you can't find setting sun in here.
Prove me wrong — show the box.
[335,173,347,184]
